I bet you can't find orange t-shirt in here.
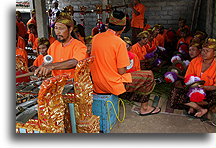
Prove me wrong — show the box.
[32,36,56,50]
[28,33,37,45]
[16,21,27,38]
[155,34,165,47]
[33,54,44,67]
[147,38,159,49]
[185,56,216,86]
[176,25,190,37]
[131,3,146,29]
[16,47,28,65]
[90,29,132,95]
[126,51,141,73]
[17,36,26,49]
[27,18,36,34]
[92,27,99,36]
[143,24,151,31]
[177,36,193,48]
[130,43,147,61]
[48,38,88,79]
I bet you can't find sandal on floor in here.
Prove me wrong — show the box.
[139,107,161,116]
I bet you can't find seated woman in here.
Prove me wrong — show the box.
[184,38,216,117]
[29,37,50,72]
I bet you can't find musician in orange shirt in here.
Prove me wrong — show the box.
[91,10,160,116]
[176,17,190,38]
[32,26,56,51]
[130,31,149,61]
[26,9,36,35]
[16,11,27,39]
[170,39,215,117]
[28,23,38,47]
[177,28,193,49]
[34,12,88,79]
[16,37,28,65]
[123,37,141,73]
[16,25,26,50]
[129,0,146,44]
[29,38,50,72]
[154,24,165,47]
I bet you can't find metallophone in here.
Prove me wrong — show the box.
[16,56,100,133]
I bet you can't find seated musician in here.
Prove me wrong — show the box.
[90,10,161,116]
[130,31,149,61]
[32,26,56,51]
[29,37,50,72]
[177,28,193,49]
[176,17,190,38]
[184,38,216,117]
[27,23,38,47]
[170,38,216,117]
[169,40,202,108]
[34,12,88,79]
[154,24,165,47]
[123,37,141,73]
[16,35,28,66]
[146,28,159,53]
[16,25,26,50]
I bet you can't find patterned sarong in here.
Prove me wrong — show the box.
[119,70,156,103]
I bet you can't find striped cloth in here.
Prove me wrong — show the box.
[119,70,156,103]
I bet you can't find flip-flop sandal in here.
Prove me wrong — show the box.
[139,107,161,116]
[131,106,140,114]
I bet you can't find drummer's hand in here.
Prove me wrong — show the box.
[34,64,53,77]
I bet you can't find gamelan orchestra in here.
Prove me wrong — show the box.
[16,0,216,133]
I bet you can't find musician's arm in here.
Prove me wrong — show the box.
[34,59,78,76]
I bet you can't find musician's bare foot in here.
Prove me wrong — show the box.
[194,108,208,117]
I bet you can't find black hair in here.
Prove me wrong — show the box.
[76,24,85,37]
[108,10,126,31]
[28,23,37,30]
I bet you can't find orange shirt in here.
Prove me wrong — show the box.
[130,42,147,61]
[185,56,216,86]
[16,47,28,65]
[28,33,37,45]
[126,51,141,73]
[90,29,132,95]
[147,38,159,50]
[32,36,56,50]
[131,3,146,29]
[17,36,26,49]
[143,24,151,31]
[176,25,190,37]
[16,20,27,38]
[49,36,56,44]
[48,38,88,79]
[177,36,193,48]
[155,34,165,47]
[33,54,44,67]
[27,18,36,34]
[92,27,99,36]
[78,34,85,44]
